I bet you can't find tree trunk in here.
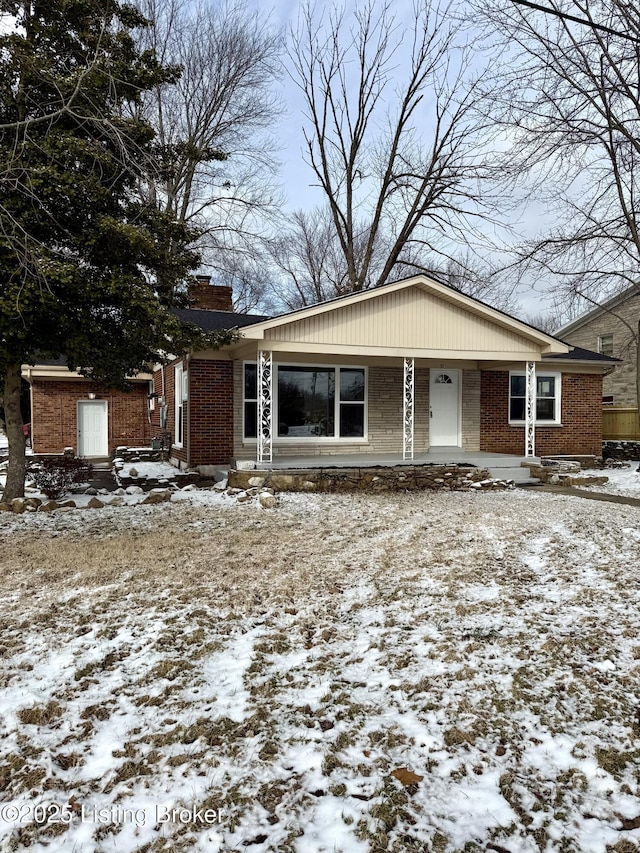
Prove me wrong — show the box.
[2,363,27,503]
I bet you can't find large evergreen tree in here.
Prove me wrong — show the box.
[0,0,233,501]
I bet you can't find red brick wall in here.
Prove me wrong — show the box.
[31,379,152,455]
[189,359,234,465]
[480,371,603,456]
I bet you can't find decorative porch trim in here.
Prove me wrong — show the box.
[403,357,415,461]
[257,350,273,464]
[525,361,536,458]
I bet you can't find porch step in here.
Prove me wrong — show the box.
[487,466,540,485]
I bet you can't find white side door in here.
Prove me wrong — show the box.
[429,369,460,447]
[77,400,108,457]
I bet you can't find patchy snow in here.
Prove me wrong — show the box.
[576,462,640,498]
[117,461,193,480]
[1,489,640,853]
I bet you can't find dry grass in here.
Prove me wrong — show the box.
[1,491,640,852]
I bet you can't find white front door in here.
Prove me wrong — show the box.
[429,369,460,446]
[77,401,108,457]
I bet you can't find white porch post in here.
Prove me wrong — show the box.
[257,350,273,465]
[403,357,415,461]
[525,360,536,458]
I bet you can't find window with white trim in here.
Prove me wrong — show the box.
[243,363,366,440]
[174,362,187,447]
[598,334,614,357]
[509,371,561,425]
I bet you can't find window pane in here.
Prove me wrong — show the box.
[537,376,555,397]
[340,404,364,437]
[244,364,257,400]
[511,375,526,396]
[510,398,525,420]
[244,401,257,438]
[536,398,555,420]
[278,367,335,437]
[340,369,365,401]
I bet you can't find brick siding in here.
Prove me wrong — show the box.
[189,359,234,465]
[31,379,152,455]
[480,371,603,456]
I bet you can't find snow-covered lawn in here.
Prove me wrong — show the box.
[577,462,640,500]
[1,489,640,853]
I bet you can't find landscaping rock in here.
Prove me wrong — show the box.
[86,497,105,509]
[10,499,26,513]
[141,489,171,505]
[259,493,277,509]
[128,467,138,478]
[84,487,98,496]
[236,491,252,503]
[38,501,59,512]
[213,479,228,491]
[248,476,266,488]
[0,502,12,512]
[107,496,124,507]
[125,485,144,495]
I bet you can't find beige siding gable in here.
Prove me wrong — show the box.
[263,286,538,354]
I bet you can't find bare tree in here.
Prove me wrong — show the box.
[479,0,640,406]
[287,0,501,296]
[267,208,516,312]
[135,0,282,303]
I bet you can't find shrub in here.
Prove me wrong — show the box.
[28,456,93,499]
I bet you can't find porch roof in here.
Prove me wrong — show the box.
[231,275,570,362]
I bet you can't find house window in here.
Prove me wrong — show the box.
[244,363,258,439]
[598,334,614,357]
[509,372,561,425]
[174,362,187,447]
[243,363,366,440]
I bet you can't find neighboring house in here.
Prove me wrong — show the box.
[557,287,640,407]
[25,273,615,465]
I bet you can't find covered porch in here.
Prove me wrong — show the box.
[249,448,538,483]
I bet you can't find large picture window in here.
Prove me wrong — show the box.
[509,372,561,424]
[243,363,366,440]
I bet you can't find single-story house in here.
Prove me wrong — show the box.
[24,274,616,466]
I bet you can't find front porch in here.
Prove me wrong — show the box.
[236,449,538,483]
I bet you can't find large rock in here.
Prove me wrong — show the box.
[86,497,105,509]
[141,489,171,505]
[259,493,277,509]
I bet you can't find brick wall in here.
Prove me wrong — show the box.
[189,359,234,465]
[480,371,603,456]
[31,379,152,455]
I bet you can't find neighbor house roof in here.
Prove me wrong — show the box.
[543,345,620,365]
[555,286,640,337]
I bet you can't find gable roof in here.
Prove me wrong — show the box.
[235,274,570,360]
[555,286,640,337]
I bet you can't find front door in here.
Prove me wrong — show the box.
[429,369,460,446]
[77,400,108,457]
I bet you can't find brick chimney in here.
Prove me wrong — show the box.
[189,275,233,312]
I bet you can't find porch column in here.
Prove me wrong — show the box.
[403,357,415,461]
[525,360,536,458]
[257,350,273,465]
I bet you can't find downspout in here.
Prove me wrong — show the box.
[185,354,191,469]
[27,368,33,452]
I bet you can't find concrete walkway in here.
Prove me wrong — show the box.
[533,484,640,508]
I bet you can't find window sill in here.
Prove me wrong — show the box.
[243,437,369,445]
[509,422,563,428]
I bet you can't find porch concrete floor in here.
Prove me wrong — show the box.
[254,449,537,471]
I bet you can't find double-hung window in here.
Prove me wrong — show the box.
[243,363,366,440]
[509,371,561,425]
[174,362,188,447]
